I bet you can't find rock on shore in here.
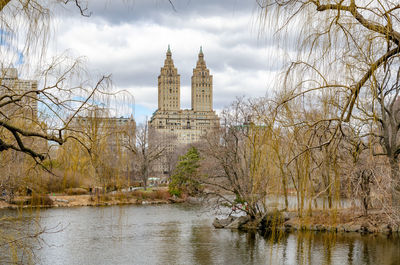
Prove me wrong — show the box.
[213,210,400,235]
[213,216,249,229]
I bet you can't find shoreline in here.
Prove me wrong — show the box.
[214,208,400,235]
[0,192,185,210]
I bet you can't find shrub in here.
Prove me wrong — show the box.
[154,189,171,200]
[132,189,170,200]
[64,188,88,195]
[168,187,181,198]
[113,192,134,201]
[43,170,82,193]
[26,194,53,206]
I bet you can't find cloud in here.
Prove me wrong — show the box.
[74,0,257,25]
[46,0,284,124]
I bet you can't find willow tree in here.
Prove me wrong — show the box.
[60,107,129,191]
[273,90,342,214]
[0,1,110,263]
[257,0,400,209]
[200,98,279,219]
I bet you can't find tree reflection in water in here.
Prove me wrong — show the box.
[0,205,399,265]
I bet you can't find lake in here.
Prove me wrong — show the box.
[0,204,399,264]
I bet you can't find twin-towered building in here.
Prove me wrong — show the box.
[149,46,219,176]
[149,46,219,145]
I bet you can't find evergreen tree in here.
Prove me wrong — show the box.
[169,146,202,197]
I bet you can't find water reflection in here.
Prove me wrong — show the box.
[0,204,399,265]
[190,224,213,264]
[265,195,358,211]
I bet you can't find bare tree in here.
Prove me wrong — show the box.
[1,64,110,159]
[200,98,277,219]
[129,120,172,190]
[0,0,112,163]
[257,0,400,212]
[352,60,400,211]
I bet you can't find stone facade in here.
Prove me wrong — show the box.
[192,46,213,112]
[0,68,38,120]
[0,68,46,162]
[149,109,219,145]
[149,47,219,176]
[69,114,136,151]
[158,45,181,111]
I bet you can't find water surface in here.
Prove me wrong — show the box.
[0,204,399,265]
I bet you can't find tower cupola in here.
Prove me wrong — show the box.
[158,45,180,111]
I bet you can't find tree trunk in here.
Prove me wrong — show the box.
[142,165,148,191]
[281,171,289,210]
[323,147,333,209]
[143,179,147,191]
[390,158,400,212]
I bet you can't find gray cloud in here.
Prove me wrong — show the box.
[48,0,286,123]
[80,0,257,24]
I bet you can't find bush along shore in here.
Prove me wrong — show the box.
[213,209,400,235]
[0,188,185,209]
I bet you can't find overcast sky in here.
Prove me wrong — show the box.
[49,0,287,123]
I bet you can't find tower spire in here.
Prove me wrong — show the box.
[196,46,205,68]
[192,46,212,112]
[166,44,172,60]
[198,46,204,59]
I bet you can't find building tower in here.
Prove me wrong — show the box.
[149,47,220,178]
[191,46,213,112]
[158,45,180,111]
